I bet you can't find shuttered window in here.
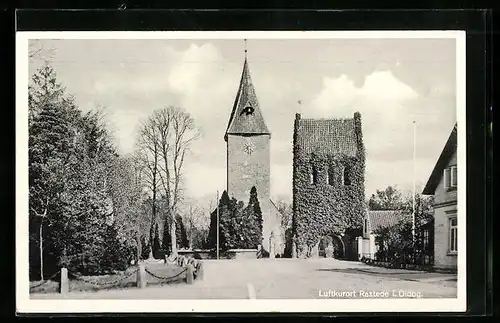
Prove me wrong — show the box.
[444,165,457,189]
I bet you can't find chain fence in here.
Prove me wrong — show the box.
[69,267,139,288]
[144,267,188,284]
[31,256,203,293]
[29,270,61,290]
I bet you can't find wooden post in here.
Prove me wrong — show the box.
[186,264,194,284]
[137,263,146,289]
[59,268,69,295]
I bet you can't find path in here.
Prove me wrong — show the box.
[31,258,457,299]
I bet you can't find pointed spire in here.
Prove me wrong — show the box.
[244,38,248,60]
[224,43,270,141]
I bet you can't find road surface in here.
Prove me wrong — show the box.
[31,258,457,299]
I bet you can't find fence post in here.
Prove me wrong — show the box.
[137,263,146,289]
[186,264,194,284]
[59,268,69,295]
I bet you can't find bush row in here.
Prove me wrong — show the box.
[360,256,432,271]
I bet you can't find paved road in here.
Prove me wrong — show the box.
[31,258,457,299]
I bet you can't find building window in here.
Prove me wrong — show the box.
[310,165,317,185]
[422,229,429,250]
[343,166,351,185]
[364,218,368,234]
[449,216,457,254]
[444,165,457,189]
[327,166,334,186]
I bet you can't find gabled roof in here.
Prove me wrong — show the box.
[224,58,270,141]
[367,210,409,232]
[422,123,457,195]
[295,117,358,156]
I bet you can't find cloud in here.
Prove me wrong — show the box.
[168,43,225,95]
[309,70,418,119]
[35,39,456,204]
[302,70,449,196]
[166,43,239,145]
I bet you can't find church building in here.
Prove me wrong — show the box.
[224,54,284,257]
[292,112,366,260]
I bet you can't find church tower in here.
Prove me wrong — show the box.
[225,47,272,252]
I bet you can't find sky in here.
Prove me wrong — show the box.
[29,37,457,205]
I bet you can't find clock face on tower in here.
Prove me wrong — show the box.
[243,139,255,155]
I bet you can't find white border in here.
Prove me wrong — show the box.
[16,30,467,313]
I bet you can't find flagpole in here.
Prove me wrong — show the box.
[216,190,220,260]
[412,121,416,242]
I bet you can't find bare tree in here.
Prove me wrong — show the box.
[136,117,161,259]
[136,106,200,257]
[277,200,293,231]
[154,106,200,256]
[182,202,211,249]
[29,40,56,61]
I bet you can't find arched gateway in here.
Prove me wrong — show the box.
[318,235,346,259]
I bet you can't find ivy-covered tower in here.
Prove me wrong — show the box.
[225,54,283,255]
[292,112,366,259]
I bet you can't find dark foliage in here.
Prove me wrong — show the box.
[205,188,263,251]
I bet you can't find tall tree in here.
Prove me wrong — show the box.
[136,117,161,259]
[152,223,162,259]
[137,106,200,257]
[248,186,263,245]
[368,185,404,210]
[175,214,189,249]
[206,190,231,250]
[29,63,138,277]
[401,193,434,225]
[28,64,81,280]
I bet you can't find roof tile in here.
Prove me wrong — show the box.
[296,118,358,156]
[368,210,410,232]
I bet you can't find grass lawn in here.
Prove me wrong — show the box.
[29,261,188,294]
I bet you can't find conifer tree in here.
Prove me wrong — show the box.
[175,214,189,249]
[206,191,231,250]
[29,65,80,279]
[248,186,263,245]
[140,235,150,260]
[162,220,172,256]
[152,223,162,259]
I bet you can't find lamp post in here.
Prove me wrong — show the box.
[216,190,219,260]
[412,121,416,242]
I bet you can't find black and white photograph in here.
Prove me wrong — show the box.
[16,31,466,313]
